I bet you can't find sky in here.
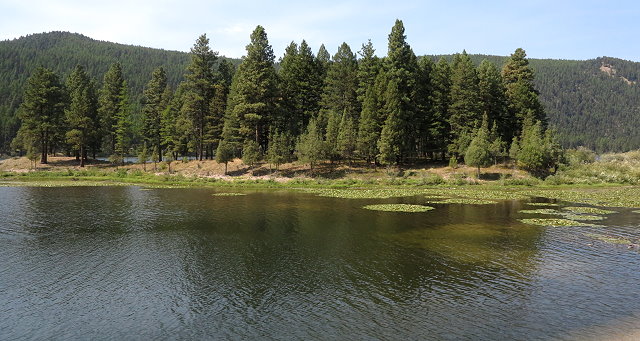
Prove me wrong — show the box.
[1,0,639,61]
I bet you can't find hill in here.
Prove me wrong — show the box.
[1,31,640,153]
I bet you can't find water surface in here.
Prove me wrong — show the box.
[1,186,639,340]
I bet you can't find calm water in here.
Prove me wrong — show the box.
[1,186,639,340]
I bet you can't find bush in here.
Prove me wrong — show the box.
[565,147,596,166]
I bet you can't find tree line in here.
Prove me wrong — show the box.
[10,20,562,175]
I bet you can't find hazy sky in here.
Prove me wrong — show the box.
[1,0,639,61]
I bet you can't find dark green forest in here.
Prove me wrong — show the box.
[1,24,637,170]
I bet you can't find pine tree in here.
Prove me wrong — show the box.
[477,60,508,141]
[142,67,168,162]
[321,42,360,122]
[448,51,482,156]
[337,110,357,163]
[13,67,65,164]
[98,62,125,155]
[430,58,452,159]
[464,114,492,177]
[138,142,148,171]
[316,44,331,78]
[224,26,278,151]
[356,87,380,164]
[242,139,261,167]
[384,19,419,158]
[356,39,381,102]
[266,131,290,171]
[502,48,545,139]
[65,65,97,167]
[112,81,131,166]
[377,79,404,165]
[296,118,324,170]
[216,138,234,175]
[182,34,218,160]
[324,110,341,162]
[278,40,323,136]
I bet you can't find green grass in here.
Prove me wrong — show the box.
[362,204,435,212]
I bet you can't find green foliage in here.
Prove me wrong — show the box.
[337,110,357,162]
[502,48,545,138]
[279,40,323,136]
[241,139,261,167]
[142,67,168,162]
[266,131,291,170]
[321,42,360,123]
[138,143,148,171]
[449,51,482,156]
[377,79,404,165]
[356,87,380,164]
[13,67,66,164]
[65,65,98,166]
[182,34,218,160]
[566,146,596,166]
[98,62,126,154]
[225,26,278,151]
[465,114,493,176]
[296,119,324,169]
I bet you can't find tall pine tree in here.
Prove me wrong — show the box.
[182,34,218,160]
[224,25,278,152]
[98,62,126,155]
[65,65,97,166]
[14,67,65,164]
[448,51,482,157]
[142,67,168,162]
[502,48,545,140]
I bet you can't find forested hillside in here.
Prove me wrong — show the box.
[1,31,640,153]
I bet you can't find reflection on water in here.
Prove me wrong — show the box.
[0,187,639,340]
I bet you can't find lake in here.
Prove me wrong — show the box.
[1,186,639,340]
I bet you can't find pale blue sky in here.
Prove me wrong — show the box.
[1,0,639,61]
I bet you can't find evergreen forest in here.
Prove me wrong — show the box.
[2,21,637,176]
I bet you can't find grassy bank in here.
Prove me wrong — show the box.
[1,154,640,208]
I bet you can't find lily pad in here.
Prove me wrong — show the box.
[562,206,616,215]
[519,218,586,227]
[562,213,605,221]
[528,202,560,207]
[363,204,435,213]
[519,208,562,215]
[585,233,633,245]
[426,198,496,205]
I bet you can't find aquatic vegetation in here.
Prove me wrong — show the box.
[562,206,616,215]
[527,202,560,206]
[519,208,562,215]
[518,218,586,227]
[562,214,605,221]
[426,198,496,205]
[212,192,247,196]
[305,188,424,199]
[362,204,435,212]
[632,210,640,214]
[584,233,633,245]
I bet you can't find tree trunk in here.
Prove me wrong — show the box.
[80,145,85,167]
[224,162,228,175]
[477,166,481,179]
